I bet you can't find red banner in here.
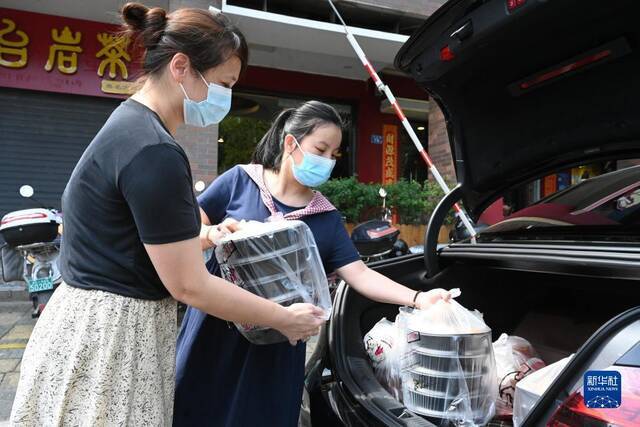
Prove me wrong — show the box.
[0,8,142,98]
[543,174,557,197]
[382,124,398,185]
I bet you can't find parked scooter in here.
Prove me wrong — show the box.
[350,188,409,263]
[0,185,62,317]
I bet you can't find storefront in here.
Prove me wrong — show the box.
[0,7,141,215]
[0,2,433,218]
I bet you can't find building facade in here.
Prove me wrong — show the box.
[0,0,450,217]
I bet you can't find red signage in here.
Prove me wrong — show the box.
[0,8,142,98]
[382,124,398,185]
[543,174,557,197]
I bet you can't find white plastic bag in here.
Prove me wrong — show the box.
[364,318,403,400]
[404,293,489,336]
[215,220,331,344]
[364,318,396,366]
[493,334,546,417]
[399,291,497,427]
[513,355,573,426]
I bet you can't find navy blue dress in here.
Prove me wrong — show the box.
[174,166,360,427]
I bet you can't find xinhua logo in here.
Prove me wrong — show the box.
[584,370,622,409]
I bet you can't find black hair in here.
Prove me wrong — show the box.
[121,3,248,77]
[252,101,343,171]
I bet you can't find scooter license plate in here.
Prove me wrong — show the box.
[27,277,54,293]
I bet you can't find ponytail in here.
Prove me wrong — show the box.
[251,101,343,172]
[251,108,294,171]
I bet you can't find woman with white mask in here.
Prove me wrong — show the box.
[174,100,453,426]
[11,4,324,425]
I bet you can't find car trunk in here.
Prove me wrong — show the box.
[325,254,639,426]
[311,0,640,425]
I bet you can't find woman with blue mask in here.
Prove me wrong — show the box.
[174,100,453,426]
[11,4,326,425]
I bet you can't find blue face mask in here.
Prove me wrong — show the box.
[179,72,231,127]
[290,137,336,187]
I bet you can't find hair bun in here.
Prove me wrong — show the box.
[121,3,168,47]
[122,3,149,31]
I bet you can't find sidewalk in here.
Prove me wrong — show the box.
[0,301,36,422]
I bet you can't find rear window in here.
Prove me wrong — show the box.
[479,160,640,240]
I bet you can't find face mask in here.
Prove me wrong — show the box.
[290,137,336,187]
[179,72,231,127]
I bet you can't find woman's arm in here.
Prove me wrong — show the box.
[336,260,450,309]
[145,237,325,343]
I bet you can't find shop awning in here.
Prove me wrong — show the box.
[218,1,409,80]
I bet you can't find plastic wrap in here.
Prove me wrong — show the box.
[399,294,497,426]
[513,356,573,426]
[493,334,546,418]
[215,220,331,345]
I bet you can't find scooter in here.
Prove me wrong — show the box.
[350,188,409,263]
[0,185,62,317]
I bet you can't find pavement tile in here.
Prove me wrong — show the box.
[0,350,25,360]
[0,361,18,375]
[0,314,22,331]
[0,304,30,422]
[0,390,15,421]
[0,374,19,390]
[0,325,33,343]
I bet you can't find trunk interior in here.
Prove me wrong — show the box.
[332,254,639,423]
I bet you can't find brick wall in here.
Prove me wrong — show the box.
[427,104,456,183]
[175,124,219,187]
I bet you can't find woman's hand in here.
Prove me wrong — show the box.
[275,303,326,346]
[201,217,240,249]
[414,288,453,310]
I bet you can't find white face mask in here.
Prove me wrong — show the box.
[290,137,336,187]
[179,72,232,127]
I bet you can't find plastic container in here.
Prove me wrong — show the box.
[398,304,497,426]
[216,220,331,345]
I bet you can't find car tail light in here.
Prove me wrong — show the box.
[548,367,640,427]
[440,46,455,61]
[519,50,612,90]
[507,0,526,11]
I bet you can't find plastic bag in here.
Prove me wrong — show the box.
[513,355,573,426]
[399,292,497,427]
[404,292,489,336]
[215,220,331,345]
[364,318,403,400]
[493,334,546,417]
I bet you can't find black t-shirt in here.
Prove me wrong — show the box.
[59,98,201,300]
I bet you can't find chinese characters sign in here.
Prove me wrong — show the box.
[382,124,398,185]
[0,8,141,98]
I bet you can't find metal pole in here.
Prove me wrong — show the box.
[326,0,477,241]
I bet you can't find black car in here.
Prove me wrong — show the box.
[304,0,640,426]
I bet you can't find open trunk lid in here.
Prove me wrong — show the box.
[395,0,640,218]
